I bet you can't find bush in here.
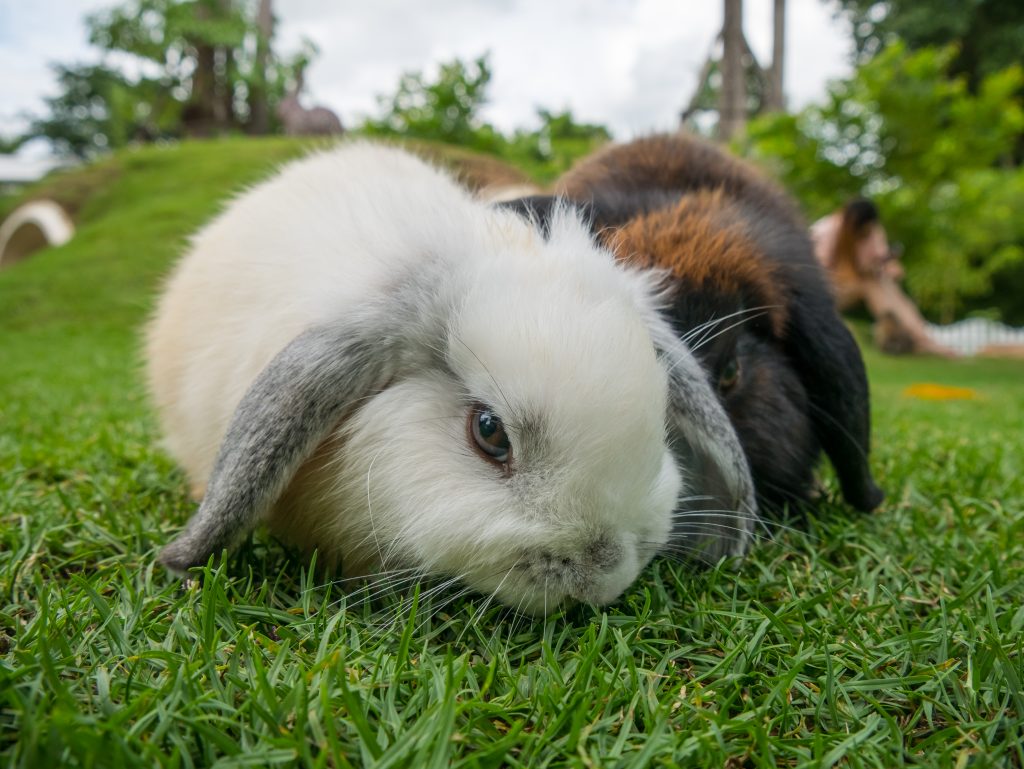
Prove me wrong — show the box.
[361,54,609,183]
[741,43,1024,322]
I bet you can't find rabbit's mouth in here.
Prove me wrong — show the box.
[467,533,655,616]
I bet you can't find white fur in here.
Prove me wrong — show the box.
[148,142,750,613]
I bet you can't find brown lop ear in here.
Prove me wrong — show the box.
[722,196,882,512]
[498,195,594,235]
[721,198,882,511]
[782,286,885,512]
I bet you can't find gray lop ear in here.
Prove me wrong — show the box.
[648,321,758,560]
[159,320,401,574]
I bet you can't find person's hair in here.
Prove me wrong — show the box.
[833,197,881,272]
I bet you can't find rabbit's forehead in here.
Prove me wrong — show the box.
[448,279,669,478]
[453,268,664,390]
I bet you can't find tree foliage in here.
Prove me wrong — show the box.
[742,43,1024,321]
[362,54,609,181]
[29,0,301,158]
[0,135,27,155]
[30,63,179,158]
[363,56,503,151]
[832,0,1024,90]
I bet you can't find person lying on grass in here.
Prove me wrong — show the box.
[811,198,957,358]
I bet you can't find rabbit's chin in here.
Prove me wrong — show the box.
[333,529,663,617]
[469,537,655,616]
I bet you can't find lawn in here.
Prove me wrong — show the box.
[1,138,1022,768]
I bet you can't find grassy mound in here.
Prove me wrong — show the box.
[1,139,1022,767]
[0,137,315,333]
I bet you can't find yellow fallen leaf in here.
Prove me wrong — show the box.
[903,383,980,401]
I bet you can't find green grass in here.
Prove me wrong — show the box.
[2,139,1022,768]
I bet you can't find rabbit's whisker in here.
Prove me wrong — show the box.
[362,573,462,638]
[307,566,420,592]
[364,444,389,570]
[689,311,770,353]
[806,400,872,462]
[454,559,522,644]
[325,570,428,612]
[681,304,781,347]
[452,334,516,418]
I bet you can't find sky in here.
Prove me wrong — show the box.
[0,0,854,156]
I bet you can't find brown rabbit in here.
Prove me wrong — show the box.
[502,134,884,515]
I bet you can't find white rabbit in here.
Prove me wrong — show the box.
[147,142,755,614]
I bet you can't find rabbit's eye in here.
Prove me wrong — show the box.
[718,356,741,393]
[469,405,511,464]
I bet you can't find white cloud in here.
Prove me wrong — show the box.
[1,0,853,143]
[0,0,113,135]
[283,0,852,136]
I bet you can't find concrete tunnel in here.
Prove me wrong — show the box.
[0,200,75,269]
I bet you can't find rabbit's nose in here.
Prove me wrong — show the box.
[584,537,623,573]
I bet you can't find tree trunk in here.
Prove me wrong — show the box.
[187,42,218,136]
[214,0,235,131]
[248,0,274,134]
[718,0,746,141]
[212,48,232,129]
[183,1,219,136]
[766,0,786,111]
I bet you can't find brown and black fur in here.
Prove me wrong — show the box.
[503,134,883,515]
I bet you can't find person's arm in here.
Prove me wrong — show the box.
[810,213,840,269]
[861,277,958,357]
